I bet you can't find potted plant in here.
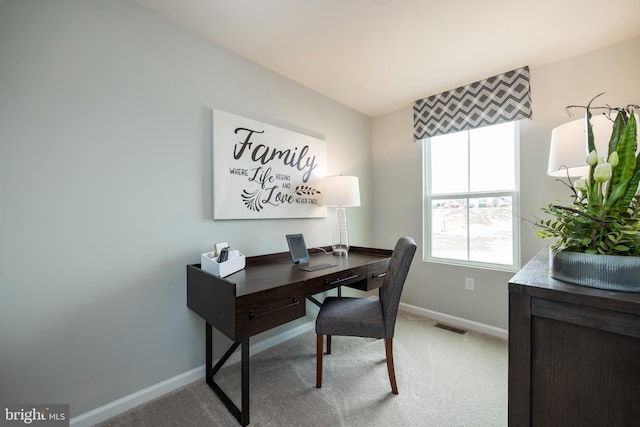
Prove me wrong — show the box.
[535,94,640,291]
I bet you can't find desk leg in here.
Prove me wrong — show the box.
[241,337,249,426]
[205,323,250,426]
[307,287,342,308]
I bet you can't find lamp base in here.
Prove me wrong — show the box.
[332,245,349,257]
[332,207,349,257]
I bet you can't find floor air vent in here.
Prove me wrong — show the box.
[434,323,467,335]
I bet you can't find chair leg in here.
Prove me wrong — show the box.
[316,334,323,388]
[326,335,331,354]
[385,338,398,394]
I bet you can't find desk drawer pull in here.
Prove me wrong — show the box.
[326,273,359,286]
[249,298,300,320]
[372,272,387,279]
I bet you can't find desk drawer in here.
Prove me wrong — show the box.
[346,259,390,291]
[368,259,390,290]
[236,281,305,339]
[306,266,367,295]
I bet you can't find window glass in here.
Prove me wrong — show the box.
[469,123,515,192]
[424,122,519,269]
[430,132,468,194]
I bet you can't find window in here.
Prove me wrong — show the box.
[423,121,520,270]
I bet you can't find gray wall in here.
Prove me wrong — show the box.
[0,0,373,417]
[372,36,640,330]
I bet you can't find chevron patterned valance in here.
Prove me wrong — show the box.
[413,66,532,141]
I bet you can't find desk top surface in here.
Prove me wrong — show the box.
[222,247,391,297]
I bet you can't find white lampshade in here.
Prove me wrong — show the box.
[321,175,361,207]
[548,113,639,177]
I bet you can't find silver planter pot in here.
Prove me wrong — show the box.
[549,248,640,292]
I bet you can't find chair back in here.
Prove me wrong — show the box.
[379,236,417,338]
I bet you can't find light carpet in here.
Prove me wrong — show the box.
[96,312,507,426]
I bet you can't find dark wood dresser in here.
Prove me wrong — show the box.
[508,248,640,427]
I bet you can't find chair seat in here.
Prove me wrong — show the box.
[316,297,386,339]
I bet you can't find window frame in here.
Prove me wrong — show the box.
[422,122,521,271]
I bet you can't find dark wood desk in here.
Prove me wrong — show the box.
[187,246,391,426]
[508,249,640,427]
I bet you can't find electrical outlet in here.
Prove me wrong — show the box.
[465,277,475,291]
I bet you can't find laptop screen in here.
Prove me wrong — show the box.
[286,234,309,264]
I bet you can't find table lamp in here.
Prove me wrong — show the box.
[547,113,639,177]
[322,175,361,256]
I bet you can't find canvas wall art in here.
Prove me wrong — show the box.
[213,110,327,219]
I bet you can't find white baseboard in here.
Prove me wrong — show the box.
[70,321,315,427]
[70,365,205,427]
[399,302,509,340]
[70,306,506,426]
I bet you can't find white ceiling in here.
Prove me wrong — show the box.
[132,0,640,117]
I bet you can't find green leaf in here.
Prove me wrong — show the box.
[618,115,640,209]
[586,97,598,155]
[586,96,600,188]
[611,112,636,188]
[608,109,626,155]
[606,179,629,208]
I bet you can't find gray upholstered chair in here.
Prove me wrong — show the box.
[315,236,417,394]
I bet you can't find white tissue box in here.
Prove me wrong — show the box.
[200,250,245,277]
